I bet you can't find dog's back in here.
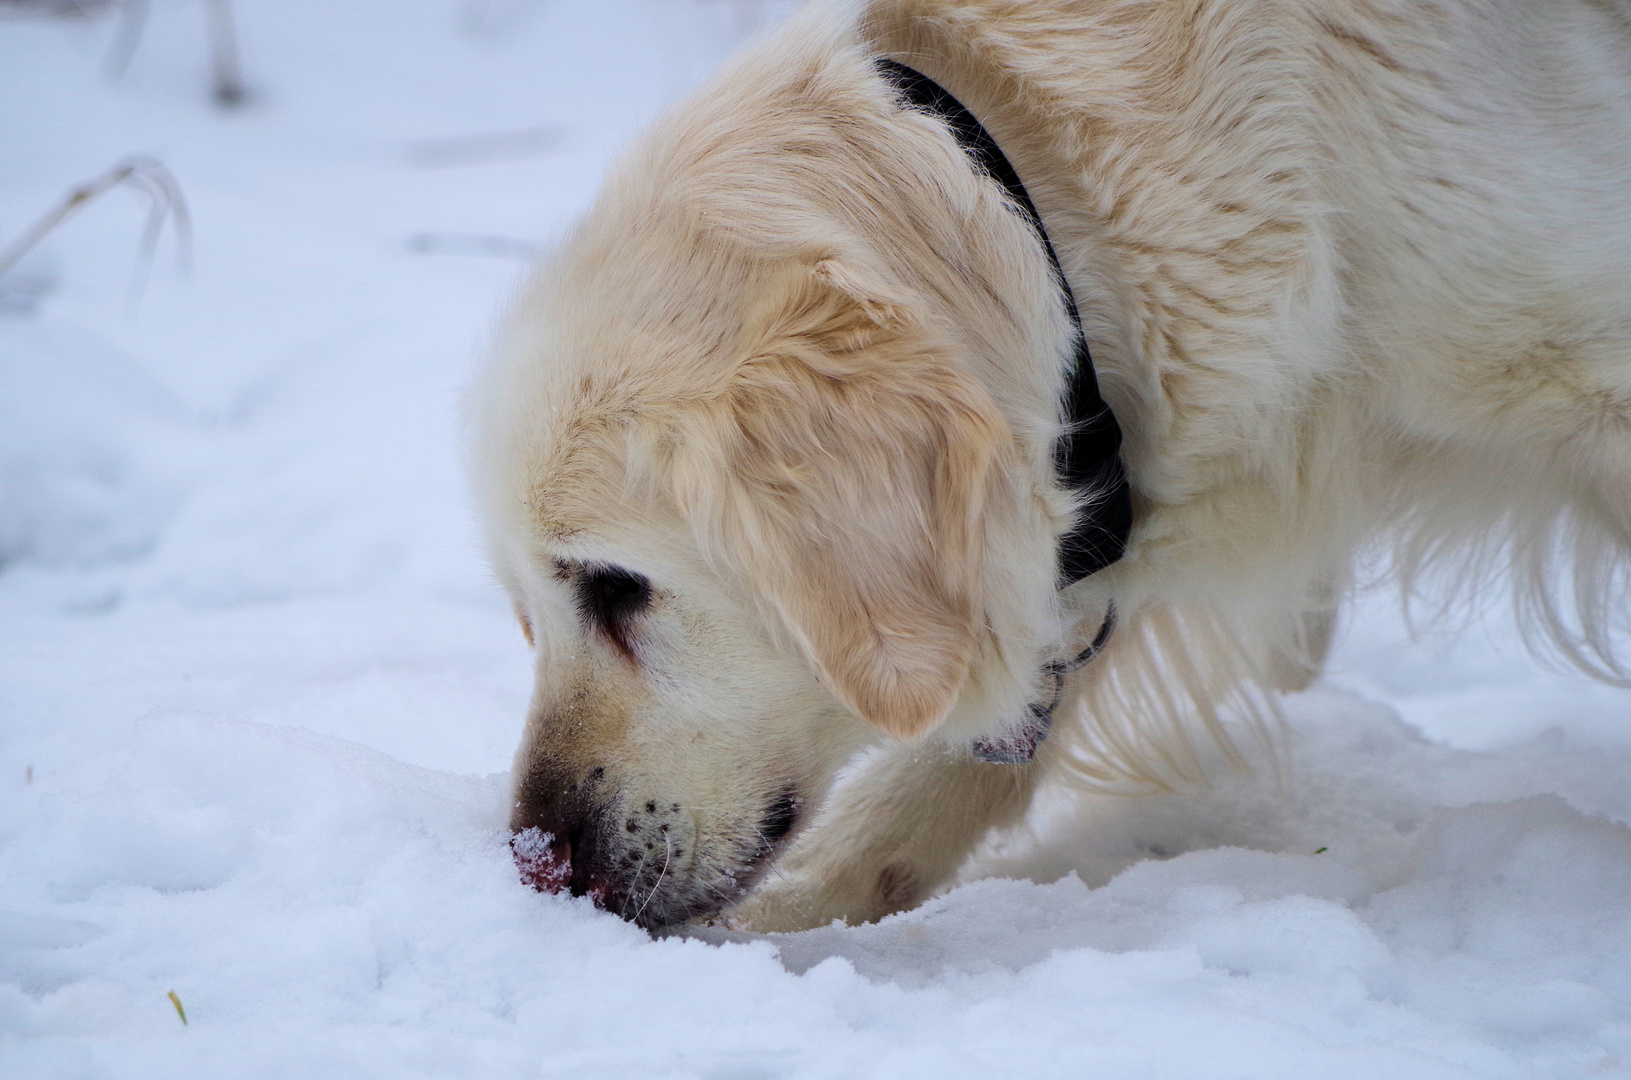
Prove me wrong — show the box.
[865,0,1631,693]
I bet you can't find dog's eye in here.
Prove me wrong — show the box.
[574,564,652,656]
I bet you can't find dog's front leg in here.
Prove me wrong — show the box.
[723,743,1048,932]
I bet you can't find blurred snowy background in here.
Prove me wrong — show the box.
[2,2,1629,1077]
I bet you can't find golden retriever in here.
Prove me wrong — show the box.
[468,0,1631,931]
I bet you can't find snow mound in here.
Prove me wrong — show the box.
[7,701,1631,1078]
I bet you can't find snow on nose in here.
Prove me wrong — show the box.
[511,827,612,905]
[510,827,572,894]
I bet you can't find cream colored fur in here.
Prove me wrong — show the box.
[469,0,1631,931]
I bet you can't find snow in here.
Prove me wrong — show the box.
[3,2,1630,1076]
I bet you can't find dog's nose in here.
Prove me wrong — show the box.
[509,769,604,900]
[510,825,574,893]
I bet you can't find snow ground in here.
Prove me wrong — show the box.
[2,3,1630,1077]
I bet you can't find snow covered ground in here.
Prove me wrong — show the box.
[3,3,1630,1076]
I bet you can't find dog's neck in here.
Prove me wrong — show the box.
[873,59,1132,762]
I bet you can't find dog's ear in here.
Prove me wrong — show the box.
[678,264,1011,739]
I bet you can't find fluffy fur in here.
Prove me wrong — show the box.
[469,0,1631,931]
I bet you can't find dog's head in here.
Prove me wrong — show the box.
[468,37,1072,928]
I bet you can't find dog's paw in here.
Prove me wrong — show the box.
[718,880,835,933]
[721,888,845,934]
[722,860,929,933]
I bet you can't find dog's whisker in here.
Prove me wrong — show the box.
[633,833,673,925]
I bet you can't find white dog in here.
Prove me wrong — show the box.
[468,0,1631,931]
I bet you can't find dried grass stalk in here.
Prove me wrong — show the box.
[0,155,192,306]
[201,0,244,107]
[106,0,246,108]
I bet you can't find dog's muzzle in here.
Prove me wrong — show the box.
[508,769,801,929]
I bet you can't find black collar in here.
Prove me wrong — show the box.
[875,59,1132,762]
[876,59,1131,587]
